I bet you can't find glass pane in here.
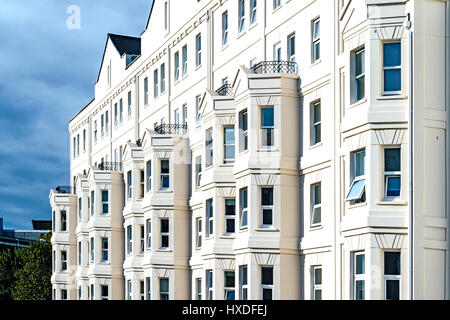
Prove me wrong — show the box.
[346,179,366,199]
[240,112,248,131]
[160,279,169,292]
[386,176,401,197]
[226,290,235,300]
[314,124,321,144]
[261,188,273,205]
[207,200,213,217]
[225,271,235,287]
[161,160,169,173]
[261,108,274,127]
[356,50,365,76]
[313,184,321,205]
[314,20,320,39]
[314,268,322,285]
[313,103,321,122]
[225,199,235,215]
[161,235,169,248]
[386,280,400,300]
[240,189,247,208]
[161,176,169,189]
[225,145,235,160]
[384,69,401,92]
[314,42,320,61]
[355,280,365,300]
[385,148,400,172]
[240,266,247,284]
[312,207,321,225]
[356,76,365,101]
[355,254,365,275]
[384,252,401,275]
[102,191,108,202]
[242,288,248,300]
[383,42,401,67]
[161,219,169,233]
[353,150,365,178]
[226,219,235,233]
[263,209,272,225]
[261,128,274,147]
[261,267,273,285]
[314,289,322,300]
[225,127,235,143]
[262,288,272,300]
[102,204,108,213]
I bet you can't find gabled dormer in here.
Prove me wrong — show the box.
[95,33,141,99]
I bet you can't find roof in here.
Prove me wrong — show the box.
[144,0,156,31]
[68,97,95,124]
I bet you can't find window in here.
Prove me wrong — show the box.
[114,103,118,126]
[383,41,401,94]
[78,241,82,266]
[384,251,401,300]
[78,286,82,300]
[61,289,67,300]
[182,45,188,76]
[154,69,159,98]
[53,250,56,271]
[101,114,104,137]
[90,284,94,300]
[127,280,132,300]
[160,278,169,300]
[288,33,295,62]
[83,129,86,152]
[174,108,180,126]
[196,34,201,67]
[146,160,152,192]
[146,219,151,250]
[206,270,213,300]
[139,170,145,199]
[312,266,322,300]
[101,237,108,262]
[273,42,281,62]
[250,0,257,25]
[196,94,202,124]
[260,107,274,148]
[73,137,76,158]
[311,183,321,227]
[239,265,248,300]
[239,187,248,228]
[107,65,111,87]
[101,190,109,214]
[144,77,149,105]
[196,278,202,300]
[205,128,213,167]
[260,187,273,227]
[224,271,235,300]
[353,252,365,300]
[164,1,168,30]
[160,63,166,93]
[346,149,366,202]
[206,199,213,237]
[160,159,170,190]
[52,211,55,232]
[223,126,235,163]
[90,237,94,262]
[182,104,188,126]
[273,0,281,10]
[195,156,202,188]
[94,120,98,143]
[105,110,109,134]
[127,225,132,255]
[174,51,180,81]
[128,91,132,118]
[384,147,401,198]
[239,109,248,152]
[353,48,365,102]
[312,18,320,62]
[146,277,151,300]
[238,0,245,33]
[140,280,145,300]
[127,171,132,199]
[196,217,202,248]
[224,198,236,235]
[78,198,82,221]
[61,251,67,271]
[261,266,273,300]
[140,225,145,254]
[160,218,169,248]
[101,285,108,300]
[119,99,123,123]
[311,100,321,145]
[222,11,228,46]
[60,210,66,231]
[90,190,95,216]
[77,134,80,156]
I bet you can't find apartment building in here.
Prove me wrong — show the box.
[50,0,450,300]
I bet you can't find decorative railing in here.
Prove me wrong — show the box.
[154,124,188,135]
[54,186,73,194]
[96,162,123,171]
[251,60,299,75]
[215,83,233,96]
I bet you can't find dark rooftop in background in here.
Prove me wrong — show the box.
[108,33,141,56]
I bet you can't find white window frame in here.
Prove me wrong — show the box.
[383,251,401,300]
[182,45,188,76]
[105,110,109,134]
[160,278,169,300]
[224,198,236,235]
[311,100,321,145]
[223,126,235,164]
[119,98,123,123]
[224,270,236,300]
[160,63,166,93]
[238,0,245,34]
[195,156,202,188]
[101,285,109,300]
[312,265,322,300]
[196,217,202,249]
[288,33,295,63]
[144,77,149,105]
[250,0,257,25]
[196,94,202,125]
[146,277,151,300]
[140,225,145,254]
[90,190,95,216]
[127,280,132,300]
[260,187,273,228]
[127,225,132,255]
[146,160,152,192]
[206,270,213,300]
[90,237,94,263]
[273,0,281,10]
[146,219,151,250]
[93,120,97,143]
[239,265,248,300]
[114,103,118,126]
[346,149,366,202]
[312,17,320,63]
[261,266,273,300]
[128,91,132,118]
[160,159,170,190]
[78,197,82,221]
[239,109,248,152]
[127,170,132,200]
[61,250,67,271]
[153,69,159,98]
[383,146,401,200]
[174,51,180,81]
[196,278,202,300]
[222,11,228,46]
[239,187,248,229]
[353,252,365,300]
[160,218,170,249]
[353,48,365,103]
[205,128,213,167]
[140,280,145,300]
[382,41,402,96]
[182,103,188,126]
[206,198,214,237]
[311,183,321,227]
[101,190,109,215]
[83,129,86,152]
[100,237,108,262]
[260,107,274,149]
[174,108,180,126]
[139,169,145,199]
[196,33,201,67]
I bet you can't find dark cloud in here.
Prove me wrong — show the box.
[0,0,152,229]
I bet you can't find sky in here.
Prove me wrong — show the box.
[0,0,152,230]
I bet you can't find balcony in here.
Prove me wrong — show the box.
[154,124,188,135]
[96,162,123,171]
[215,83,233,96]
[251,60,299,75]
[54,186,74,194]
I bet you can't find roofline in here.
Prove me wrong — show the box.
[68,97,95,124]
[144,0,156,31]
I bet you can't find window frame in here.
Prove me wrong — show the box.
[239,109,248,152]
[100,237,108,262]
[353,251,365,300]
[353,48,365,103]
[146,160,152,192]
[222,11,228,47]
[260,107,274,149]
[174,51,180,82]
[239,265,248,300]
[182,45,188,77]
[159,159,170,190]
[144,77,149,105]
[382,41,402,96]
[224,198,236,235]
[146,219,152,250]
[383,146,401,199]
[206,198,214,237]
[196,217,202,249]
[311,17,320,63]
[261,266,273,300]
[160,218,170,249]
[126,225,132,255]
[195,156,202,188]
[60,250,67,271]
[206,270,213,300]
[312,265,322,300]
[383,251,401,300]
[101,190,109,215]
[238,0,245,34]
[239,187,248,229]
[160,63,166,93]
[288,33,296,63]
[260,187,274,228]
[60,210,67,232]
[223,126,235,164]
[224,270,236,300]
[311,183,322,227]
[205,128,213,168]
[250,0,257,25]
[346,149,366,202]
[311,100,321,145]
[153,69,159,98]
[196,33,202,67]
[160,278,169,300]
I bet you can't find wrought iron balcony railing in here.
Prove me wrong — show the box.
[54,186,73,194]
[154,124,188,135]
[215,83,233,96]
[96,162,123,171]
[251,60,299,75]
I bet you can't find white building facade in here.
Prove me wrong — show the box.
[50,0,450,300]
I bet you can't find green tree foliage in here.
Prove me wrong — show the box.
[10,233,52,300]
[0,248,16,300]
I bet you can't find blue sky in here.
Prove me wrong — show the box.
[0,0,152,229]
